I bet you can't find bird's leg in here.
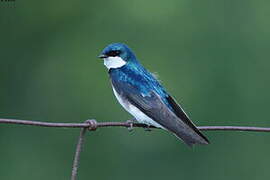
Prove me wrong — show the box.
[126,118,136,132]
[144,124,152,132]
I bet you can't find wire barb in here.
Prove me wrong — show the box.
[85,119,98,131]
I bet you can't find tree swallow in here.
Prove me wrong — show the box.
[98,43,209,146]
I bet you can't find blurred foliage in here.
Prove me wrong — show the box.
[1,0,270,179]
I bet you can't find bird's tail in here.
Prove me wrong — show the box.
[166,95,209,147]
[172,125,209,147]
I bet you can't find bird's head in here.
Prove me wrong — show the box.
[98,43,137,69]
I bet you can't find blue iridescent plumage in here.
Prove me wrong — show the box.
[99,43,209,146]
[102,43,171,109]
[109,61,172,109]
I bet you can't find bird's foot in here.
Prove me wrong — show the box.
[126,119,136,132]
[144,125,152,132]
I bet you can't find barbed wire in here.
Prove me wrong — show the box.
[1,118,270,180]
[2,118,270,132]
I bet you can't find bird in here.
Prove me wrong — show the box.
[98,43,209,147]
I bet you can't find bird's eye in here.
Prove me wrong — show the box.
[107,50,121,57]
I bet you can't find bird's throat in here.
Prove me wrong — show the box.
[104,56,126,69]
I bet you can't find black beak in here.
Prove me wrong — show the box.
[98,54,108,58]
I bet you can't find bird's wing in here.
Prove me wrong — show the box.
[112,81,209,146]
[165,95,209,145]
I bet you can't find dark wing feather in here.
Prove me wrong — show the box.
[166,95,209,144]
[112,81,209,146]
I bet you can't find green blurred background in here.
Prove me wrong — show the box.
[1,0,270,179]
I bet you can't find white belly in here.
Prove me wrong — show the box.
[112,87,163,128]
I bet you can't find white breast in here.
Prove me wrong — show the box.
[112,87,163,128]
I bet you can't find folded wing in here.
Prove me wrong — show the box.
[112,81,209,146]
